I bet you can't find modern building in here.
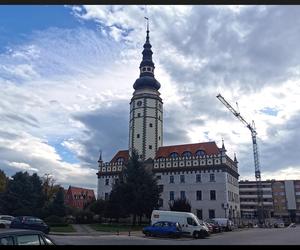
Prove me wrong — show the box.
[97,24,240,220]
[239,179,300,223]
[239,180,274,219]
[64,186,95,210]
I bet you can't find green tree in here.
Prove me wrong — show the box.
[0,169,8,193]
[1,171,45,216]
[87,199,108,222]
[48,187,66,217]
[169,197,191,212]
[111,150,161,225]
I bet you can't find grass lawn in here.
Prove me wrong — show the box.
[89,223,146,232]
[50,224,76,233]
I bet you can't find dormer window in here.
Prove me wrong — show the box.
[195,150,206,157]
[169,152,179,158]
[182,151,192,158]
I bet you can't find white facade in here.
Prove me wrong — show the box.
[129,88,163,160]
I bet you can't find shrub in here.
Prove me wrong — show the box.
[44,215,68,227]
[75,210,94,224]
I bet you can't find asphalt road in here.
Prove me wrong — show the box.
[50,226,300,245]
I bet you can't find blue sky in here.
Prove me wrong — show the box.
[1,5,300,194]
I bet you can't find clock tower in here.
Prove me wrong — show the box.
[128,24,163,160]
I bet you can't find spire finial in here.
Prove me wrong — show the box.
[98,150,102,163]
[222,137,225,149]
[144,16,149,40]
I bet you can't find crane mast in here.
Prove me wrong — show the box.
[216,93,264,226]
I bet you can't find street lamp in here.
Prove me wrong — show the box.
[222,203,229,218]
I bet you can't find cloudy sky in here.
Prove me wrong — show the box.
[1,5,300,194]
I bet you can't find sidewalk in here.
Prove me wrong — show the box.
[49,224,143,237]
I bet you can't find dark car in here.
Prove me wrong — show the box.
[0,229,55,245]
[10,216,50,234]
[204,219,222,233]
[143,221,182,238]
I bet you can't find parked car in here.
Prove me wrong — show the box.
[0,215,15,228]
[10,216,50,234]
[143,221,182,238]
[0,229,55,245]
[204,219,222,233]
[274,220,285,228]
[151,210,210,238]
[203,221,213,234]
[212,218,234,231]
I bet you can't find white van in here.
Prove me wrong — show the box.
[151,210,210,238]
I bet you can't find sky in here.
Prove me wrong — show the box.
[1,5,300,195]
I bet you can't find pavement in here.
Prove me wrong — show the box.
[49,224,143,237]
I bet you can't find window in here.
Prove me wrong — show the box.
[104,193,109,201]
[116,157,124,163]
[195,150,206,157]
[180,175,185,183]
[105,179,109,186]
[16,234,41,245]
[0,236,14,245]
[147,67,151,71]
[169,152,179,158]
[138,113,141,117]
[137,134,140,138]
[196,209,203,220]
[196,174,201,183]
[180,191,185,199]
[196,190,202,200]
[159,136,161,140]
[210,173,215,182]
[209,209,215,219]
[182,151,192,158]
[115,178,119,185]
[159,185,164,192]
[137,101,142,106]
[157,175,161,180]
[170,175,174,183]
[149,123,153,127]
[149,145,152,149]
[170,191,174,201]
[210,190,216,200]
[140,155,143,159]
[187,217,197,226]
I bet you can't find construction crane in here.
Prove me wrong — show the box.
[216,93,265,226]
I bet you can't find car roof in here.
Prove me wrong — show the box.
[0,229,45,236]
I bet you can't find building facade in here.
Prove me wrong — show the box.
[97,25,240,221]
[239,179,300,223]
[64,186,95,210]
[239,180,274,219]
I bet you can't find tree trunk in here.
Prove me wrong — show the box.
[132,214,136,226]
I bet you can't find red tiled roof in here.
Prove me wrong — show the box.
[155,141,220,159]
[67,186,95,198]
[110,150,129,163]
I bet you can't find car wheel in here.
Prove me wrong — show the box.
[193,231,200,239]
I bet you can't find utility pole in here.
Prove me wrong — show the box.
[216,93,264,226]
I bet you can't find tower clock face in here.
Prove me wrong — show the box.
[137,101,142,107]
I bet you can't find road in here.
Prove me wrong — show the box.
[51,226,300,245]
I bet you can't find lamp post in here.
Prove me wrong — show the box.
[222,203,229,218]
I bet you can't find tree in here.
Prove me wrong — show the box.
[87,199,108,222]
[48,187,66,217]
[42,173,60,203]
[0,169,8,193]
[1,171,45,216]
[169,198,191,212]
[110,150,161,225]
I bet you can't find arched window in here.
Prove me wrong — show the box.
[182,151,192,158]
[195,150,206,157]
[169,152,179,158]
[116,157,125,163]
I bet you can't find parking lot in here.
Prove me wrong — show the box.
[51,225,300,245]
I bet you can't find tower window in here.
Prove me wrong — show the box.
[147,67,151,71]
[137,134,140,138]
[149,145,152,149]
[137,101,142,106]
[138,113,141,117]
[149,123,153,127]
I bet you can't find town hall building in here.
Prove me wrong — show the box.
[97,24,241,221]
